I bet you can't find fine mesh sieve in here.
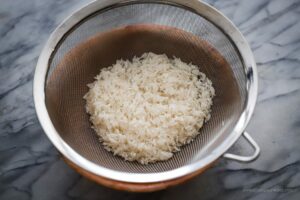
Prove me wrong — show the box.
[34,0,259,185]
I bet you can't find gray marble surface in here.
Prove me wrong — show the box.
[1,0,300,199]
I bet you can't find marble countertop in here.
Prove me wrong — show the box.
[1,0,300,199]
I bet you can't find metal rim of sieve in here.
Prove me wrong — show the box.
[34,0,258,183]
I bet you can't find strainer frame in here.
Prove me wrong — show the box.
[34,0,258,183]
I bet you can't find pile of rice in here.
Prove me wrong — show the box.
[84,52,215,164]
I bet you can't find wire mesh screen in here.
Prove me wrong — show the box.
[45,3,247,173]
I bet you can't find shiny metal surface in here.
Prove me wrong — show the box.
[223,132,260,162]
[34,0,258,183]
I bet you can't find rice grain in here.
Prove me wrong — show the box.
[84,52,215,164]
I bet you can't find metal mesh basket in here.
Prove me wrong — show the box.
[34,0,258,184]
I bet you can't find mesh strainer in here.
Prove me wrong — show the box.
[34,0,259,191]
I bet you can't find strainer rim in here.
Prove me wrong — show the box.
[33,0,258,183]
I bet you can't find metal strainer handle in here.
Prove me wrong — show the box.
[223,132,260,162]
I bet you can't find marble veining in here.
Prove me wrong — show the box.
[1,0,300,199]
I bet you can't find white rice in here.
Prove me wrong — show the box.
[84,52,215,164]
